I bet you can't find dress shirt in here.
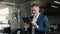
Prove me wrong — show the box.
[32,13,40,34]
[32,13,40,29]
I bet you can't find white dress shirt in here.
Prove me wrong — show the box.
[32,13,40,28]
[32,13,40,34]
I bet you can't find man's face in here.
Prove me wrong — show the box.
[31,6,40,15]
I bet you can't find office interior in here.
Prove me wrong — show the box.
[0,0,60,34]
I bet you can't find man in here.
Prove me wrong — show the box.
[23,3,49,34]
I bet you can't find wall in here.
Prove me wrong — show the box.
[48,15,60,26]
[54,15,60,25]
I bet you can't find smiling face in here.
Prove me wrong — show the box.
[31,6,40,16]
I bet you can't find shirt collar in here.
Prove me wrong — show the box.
[33,13,40,18]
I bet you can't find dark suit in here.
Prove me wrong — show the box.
[24,13,49,34]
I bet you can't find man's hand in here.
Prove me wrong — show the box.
[31,21,38,28]
[23,23,30,30]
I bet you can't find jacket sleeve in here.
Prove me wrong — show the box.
[37,16,49,32]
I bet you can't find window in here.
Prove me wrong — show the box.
[0,8,9,24]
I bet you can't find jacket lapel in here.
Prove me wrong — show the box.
[36,13,42,25]
[30,16,33,21]
[30,13,43,25]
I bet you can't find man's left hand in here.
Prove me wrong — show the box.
[31,21,38,28]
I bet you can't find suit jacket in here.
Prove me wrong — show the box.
[24,13,49,34]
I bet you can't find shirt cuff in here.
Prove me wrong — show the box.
[36,25,39,29]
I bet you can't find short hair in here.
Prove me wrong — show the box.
[31,3,40,7]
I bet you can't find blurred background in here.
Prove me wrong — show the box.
[0,0,60,34]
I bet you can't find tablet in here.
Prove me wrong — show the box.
[22,17,31,24]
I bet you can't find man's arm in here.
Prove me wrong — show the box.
[37,16,49,32]
[31,16,50,32]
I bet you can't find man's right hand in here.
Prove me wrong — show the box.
[23,23,30,30]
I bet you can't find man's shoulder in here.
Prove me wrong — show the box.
[42,15,47,17]
[41,15,48,18]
